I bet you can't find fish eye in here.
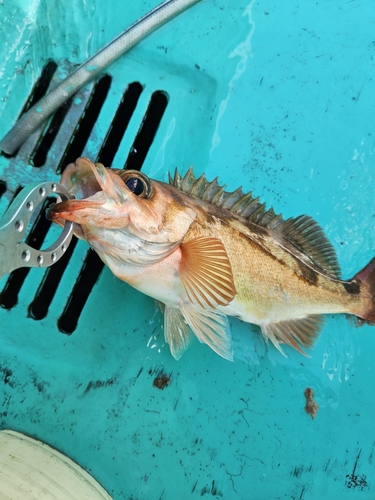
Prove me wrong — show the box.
[126,177,145,196]
[119,170,153,199]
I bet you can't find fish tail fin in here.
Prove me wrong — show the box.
[352,257,375,323]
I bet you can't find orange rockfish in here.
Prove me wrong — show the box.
[48,157,375,361]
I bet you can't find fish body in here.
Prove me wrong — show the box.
[48,157,375,361]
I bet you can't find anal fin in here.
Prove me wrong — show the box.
[261,315,324,356]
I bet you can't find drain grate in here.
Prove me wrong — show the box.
[0,60,169,333]
[58,249,106,334]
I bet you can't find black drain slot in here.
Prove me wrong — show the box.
[0,198,54,309]
[2,61,58,159]
[59,75,112,171]
[32,98,73,168]
[58,249,104,334]
[28,236,78,320]
[125,90,168,171]
[0,180,6,200]
[21,61,58,116]
[98,82,143,167]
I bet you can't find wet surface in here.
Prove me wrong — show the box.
[0,0,375,499]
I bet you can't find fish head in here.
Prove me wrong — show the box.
[47,157,197,246]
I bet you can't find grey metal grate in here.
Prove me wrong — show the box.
[0,61,169,333]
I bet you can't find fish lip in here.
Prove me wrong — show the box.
[46,193,107,219]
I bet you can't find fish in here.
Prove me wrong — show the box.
[47,157,375,361]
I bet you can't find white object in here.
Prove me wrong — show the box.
[0,430,112,499]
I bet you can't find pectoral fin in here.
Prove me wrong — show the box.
[261,315,323,356]
[179,237,237,308]
[180,302,234,361]
[164,306,193,360]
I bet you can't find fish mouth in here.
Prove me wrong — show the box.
[46,157,116,227]
[61,157,108,200]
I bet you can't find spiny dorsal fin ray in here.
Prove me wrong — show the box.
[169,167,340,278]
[170,167,281,227]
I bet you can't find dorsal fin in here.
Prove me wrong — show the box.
[169,167,283,228]
[277,215,340,278]
[169,167,340,279]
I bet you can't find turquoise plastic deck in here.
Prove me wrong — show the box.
[0,1,375,498]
